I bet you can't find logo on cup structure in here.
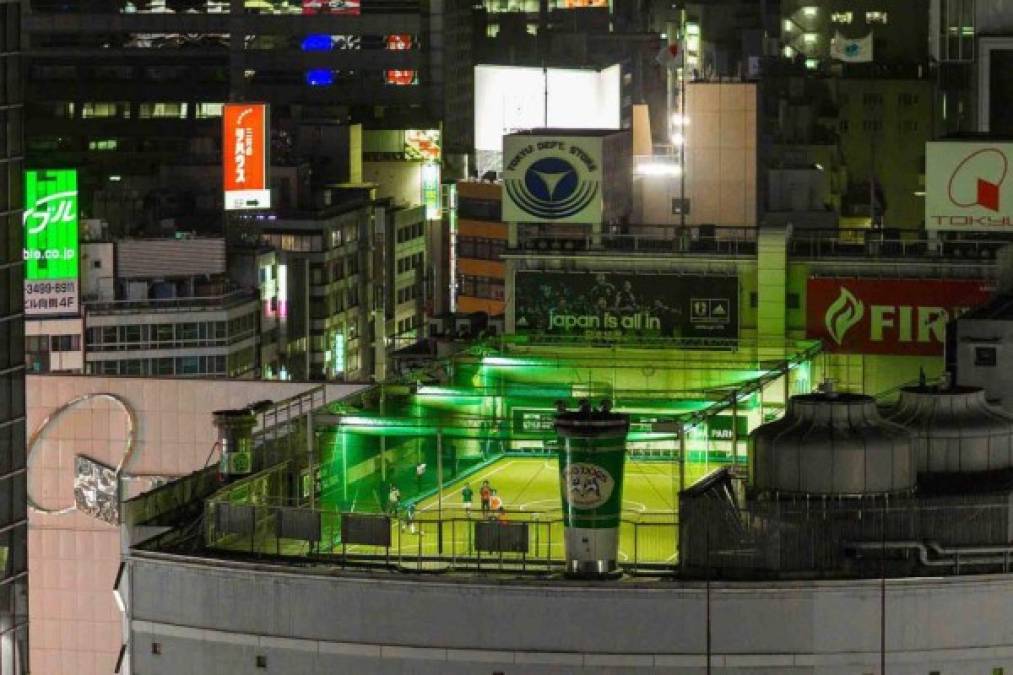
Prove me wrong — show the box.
[824,286,864,346]
[948,148,1008,213]
[563,462,615,509]
[506,155,598,220]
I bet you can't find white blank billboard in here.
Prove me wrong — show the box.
[474,64,622,154]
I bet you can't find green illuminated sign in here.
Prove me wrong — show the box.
[422,162,440,220]
[24,169,79,280]
[707,415,748,442]
[23,169,80,316]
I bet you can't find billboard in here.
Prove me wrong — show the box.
[926,142,1013,231]
[24,169,80,316]
[385,33,417,86]
[223,103,270,210]
[474,64,621,154]
[503,134,603,223]
[806,277,993,355]
[515,271,738,340]
[301,0,359,14]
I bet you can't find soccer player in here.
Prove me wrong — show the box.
[480,480,492,516]
[489,489,503,514]
[388,484,400,517]
[461,483,474,514]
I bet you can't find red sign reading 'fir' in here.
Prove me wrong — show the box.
[805,277,994,356]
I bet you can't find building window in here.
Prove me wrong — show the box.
[862,119,883,132]
[88,139,118,151]
[138,102,189,119]
[838,119,850,132]
[975,347,997,367]
[81,102,119,119]
[899,93,919,106]
[899,119,919,133]
[459,274,505,301]
[151,643,162,655]
[865,11,888,24]
[50,335,80,352]
[196,103,224,118]
[862,92,884,106]
[830,11,852,23]
[256,655,267,668]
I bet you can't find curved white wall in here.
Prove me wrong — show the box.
[127,554,1013,674]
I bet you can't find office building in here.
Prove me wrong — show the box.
[23,0,473,227]
[0,0,29,668]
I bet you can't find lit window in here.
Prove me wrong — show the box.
[88,139,118,151]
[805,58,819,70]
[783,19,793,32]
[803,33,818,44]
[783,45,795,58]
[196,103,223,118]
[830,11,852,23]
[139,102,188,119]
[866,11,887,24]
[81,103,118,118]
[801,6,818,18]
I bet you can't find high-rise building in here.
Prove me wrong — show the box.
[0,0,28,668]
[22,0,473,231]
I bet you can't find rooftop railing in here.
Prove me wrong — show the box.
[85,288,258,314]
[508,227,1010,262]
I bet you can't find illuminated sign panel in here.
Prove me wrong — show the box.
[515,271,737,340]
[474,64,622,154]
[333,333,345,373]
[806,277,993,355]
[503,134,604,224]
[301,0,359,14]
[24,169,80,316]
[926,142,1013,232]
[422,162,441,220]
[223,103,270,210]
[405,129,440,161]
[385,33,417,86]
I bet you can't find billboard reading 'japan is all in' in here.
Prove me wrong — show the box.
[24,169,80,316]
[514,271,738,340]
[223,103,270,210]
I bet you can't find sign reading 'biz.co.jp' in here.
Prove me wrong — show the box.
[806,277,993,355]
[502,135,602,224]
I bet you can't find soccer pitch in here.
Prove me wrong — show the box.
[363,455,720,566]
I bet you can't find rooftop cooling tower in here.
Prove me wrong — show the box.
[889,385,1013,475]
[750,392,915,497]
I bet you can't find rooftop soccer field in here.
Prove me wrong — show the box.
[343,455,721,565]
[207,339,822,565]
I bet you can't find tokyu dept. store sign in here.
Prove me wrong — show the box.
[23,169,80,316]
[926,142,1013,232]
[503,135,603,224]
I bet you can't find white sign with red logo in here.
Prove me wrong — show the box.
[926,142,1013,232]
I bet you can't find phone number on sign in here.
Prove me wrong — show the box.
[25,281,76,294]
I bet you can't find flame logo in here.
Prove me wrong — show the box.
[824,287,864,346]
